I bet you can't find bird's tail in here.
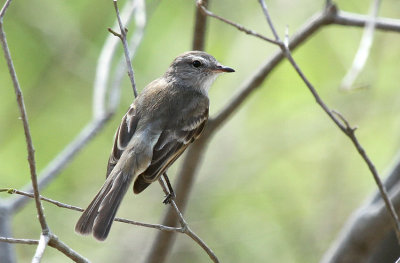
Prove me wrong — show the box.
[75,171,132,241]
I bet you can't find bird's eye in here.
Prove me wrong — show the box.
[192,60,202,68]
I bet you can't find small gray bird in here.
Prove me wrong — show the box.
[75,51,234,240]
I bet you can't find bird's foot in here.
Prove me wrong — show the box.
[163,192,176,204]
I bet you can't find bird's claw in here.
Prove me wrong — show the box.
[163,192,176,204]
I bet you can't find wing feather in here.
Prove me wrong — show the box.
[106,104,139,178]
[133,108,208,193]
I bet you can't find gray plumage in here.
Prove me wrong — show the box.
[75,51,234,240]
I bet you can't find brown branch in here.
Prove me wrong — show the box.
[0,237,39,245]
[0,0,11,19]
[207,6,336,133]
[158,177,219,263]
[0,0,49,250]
[32,234,50,263]
[196,0,279,45]
[47,234,89,263]
[207,5,400,132]
[258,0,400,244]
[109,0,146,111]
[192,0,208,50]
[112,0,138,98]
[0,235,89,263]
[333,10,400,32]
[145,137,210,263]
[1,188,183,233]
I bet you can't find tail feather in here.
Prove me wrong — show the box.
[93,172,132,240]
[75,171,132,240]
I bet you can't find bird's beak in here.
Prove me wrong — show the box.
[213,65,235,73]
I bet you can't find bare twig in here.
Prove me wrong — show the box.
[109,0,146,112]
[1,2,52,259]
[0,0,12,19]
[0,237,39,245]
[258,0,400,244]
[196,0,279,45]
[32,234,50,263]
[0,235,89,263]
[112,0,138,97]
[193,0,208,50]
[47,234,89,263]
[333,10,400,32]
[93,0,140,118]
[1,188,183,233]
[208,6,336,132]
[0,0,49,236]
[340,0,381,90]
[158,177,219,263]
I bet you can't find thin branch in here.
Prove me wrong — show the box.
[145,130,210,263]
[158,177,219,263]
[32,234,50,263]
[196,0,279,45]
[48,234,89,263]
[0,0,12,20]
[258,0,280,41]
[0,236,89,263]
[0,6,49,233]
[333,10,400,32]
[207,7,335,132]
[192,0,208,50]
[258,0,400,244]
[93,0,139,118]
[1,189,182,233]
[340,0,381,90]
[112,0,138,97]
[0,237,39,245]
[109,0,146,112]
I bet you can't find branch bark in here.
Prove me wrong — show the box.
[258,0,400,244]
[1,3,51,261]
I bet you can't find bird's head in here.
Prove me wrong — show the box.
[165,51,234,93]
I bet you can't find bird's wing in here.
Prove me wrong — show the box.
[106,104,139,178]
[133,107,209,194]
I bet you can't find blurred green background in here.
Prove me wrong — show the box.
[1,0,400,262]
